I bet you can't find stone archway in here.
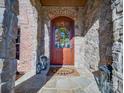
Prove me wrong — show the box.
[36,6,84,67]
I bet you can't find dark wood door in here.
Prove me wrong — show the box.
[50,16,74,65]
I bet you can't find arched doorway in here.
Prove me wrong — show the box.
[50,16,74,65]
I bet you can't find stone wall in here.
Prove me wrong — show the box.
[18,0,38,73]
[111,0,123,93]
[82,0,123,92]
[81,0,113,71]
[0,0,18,93]
[83,20,100,71]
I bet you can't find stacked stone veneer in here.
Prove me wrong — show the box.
[81,0,113,71]
[111,0,123,93]
[0,0,18,93]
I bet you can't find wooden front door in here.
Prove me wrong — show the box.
[50,16,74,65]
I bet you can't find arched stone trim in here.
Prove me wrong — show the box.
[51,16,74,22]
[42,7,79,20]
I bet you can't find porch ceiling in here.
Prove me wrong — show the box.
[40,0,87,6]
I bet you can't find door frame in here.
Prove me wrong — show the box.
[50,16,75,65]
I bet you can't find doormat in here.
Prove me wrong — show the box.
[47,67,80,76]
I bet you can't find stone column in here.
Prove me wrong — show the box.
[111,0,123,93]
[18,0,38,73]
[0,0,18,93]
